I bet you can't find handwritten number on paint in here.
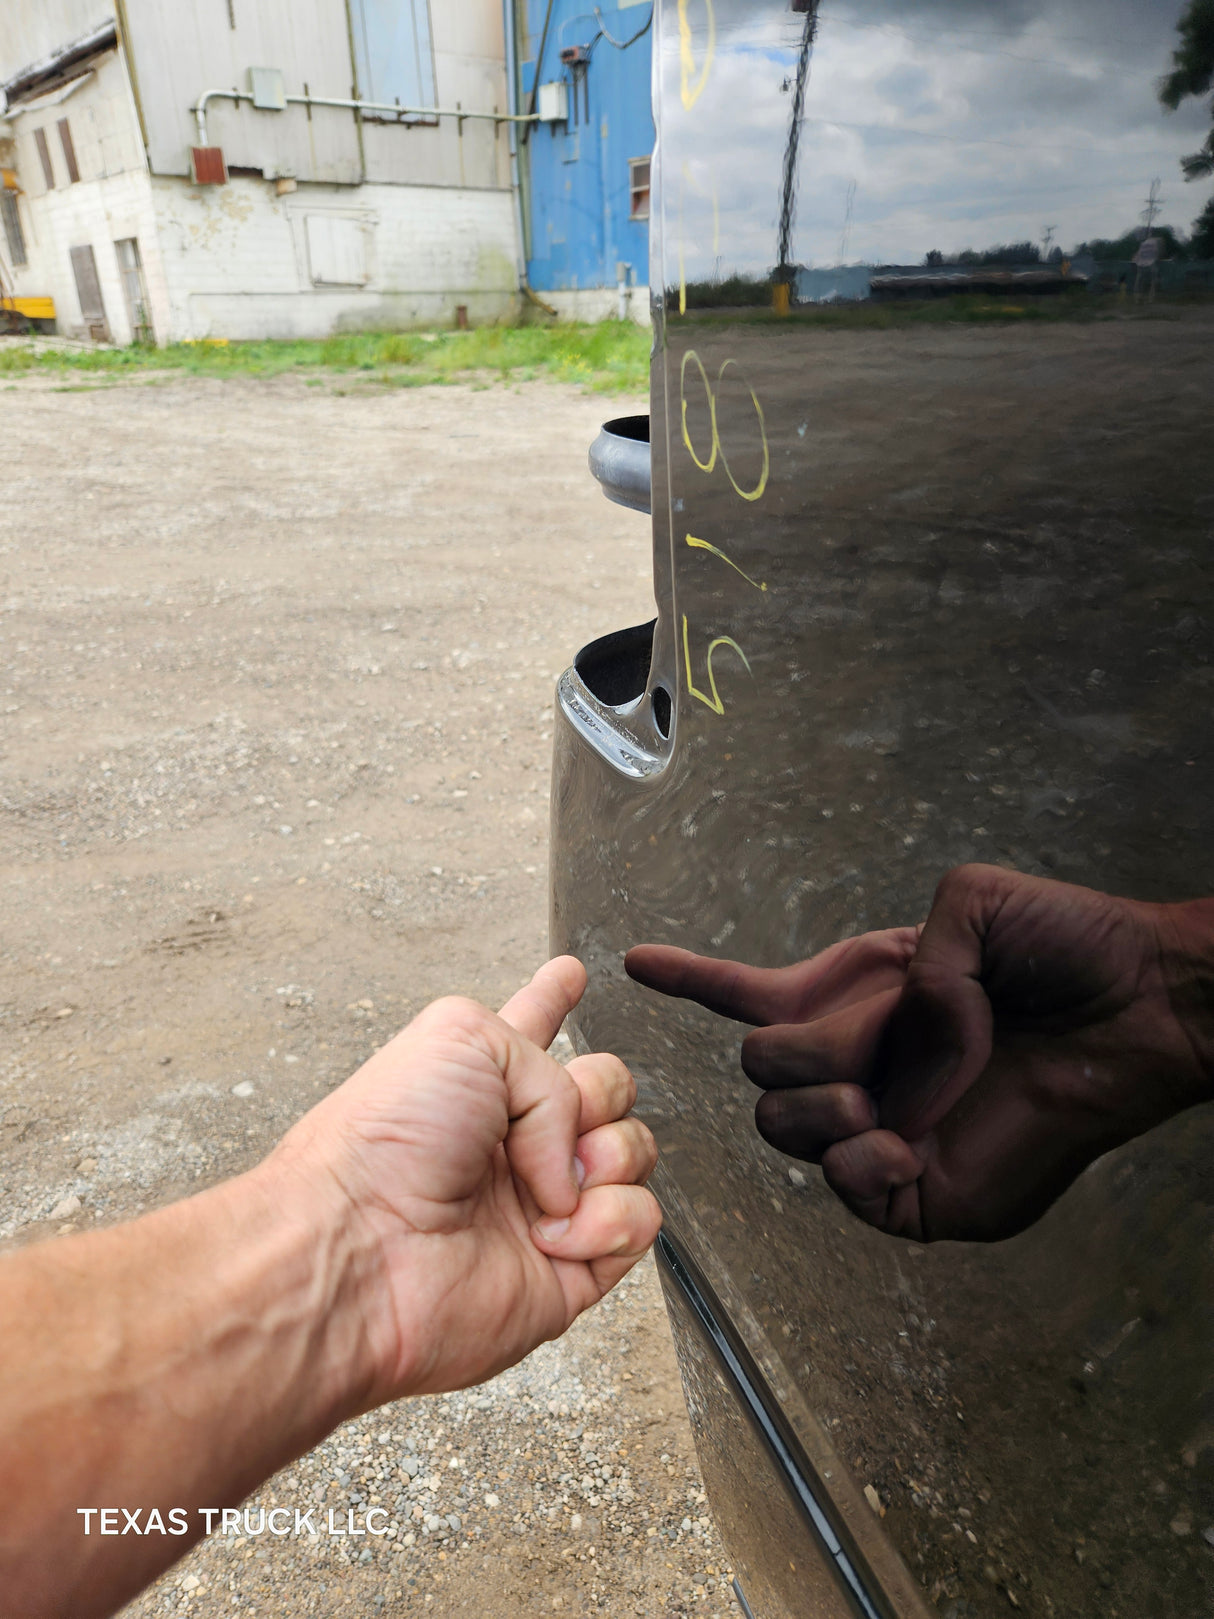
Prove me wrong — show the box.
[681,540,762,714]
[678,0,716,110]
[677,356,769,715]
[683,615,752,715]
[678,351,770,503]
[716,360,770,503]
[686,535,767,593]
[680,350,717,472]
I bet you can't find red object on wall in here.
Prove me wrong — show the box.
[189,147,228,185]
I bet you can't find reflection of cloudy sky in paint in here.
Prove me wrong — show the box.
[659,0,1212,281]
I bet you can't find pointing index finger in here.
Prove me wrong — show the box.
[628,929,925,1028]
[625,945,790,1025]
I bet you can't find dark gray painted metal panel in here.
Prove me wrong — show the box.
[551,2,1214,1614]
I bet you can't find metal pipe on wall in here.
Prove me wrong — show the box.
[522,0,558,141]
[192,87,537,148]
[502,0,558,317]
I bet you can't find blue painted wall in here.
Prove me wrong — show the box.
[514,1,654,294]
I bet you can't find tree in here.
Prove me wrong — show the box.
[980,241,1041,264]
[1076,225,1190,261]
[1159,0,1214,180]
[1192,194,1214,255]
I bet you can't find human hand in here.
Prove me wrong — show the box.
[265,958,661,1405]
[627,867,1214,1242]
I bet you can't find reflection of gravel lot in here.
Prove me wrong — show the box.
[1,373,740,1618]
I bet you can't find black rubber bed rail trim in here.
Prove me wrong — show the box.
[656,1231,886,1619]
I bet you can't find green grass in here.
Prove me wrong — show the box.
[0,321,651,392]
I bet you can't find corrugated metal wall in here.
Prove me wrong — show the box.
[120,0,363,182]
[0,2,112,93]
[357,0,509,193]
[118,0,508,192]
[517,0,653,294]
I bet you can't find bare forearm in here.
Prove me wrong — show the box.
[0,964,660,1615]
[0,1162,379,1619]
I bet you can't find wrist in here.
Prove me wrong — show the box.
[240,1143,389,1431]
[1151,897,1214,1102]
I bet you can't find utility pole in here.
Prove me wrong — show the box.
[1134,179,1165,301]
[774,0,821,309]
[1042,224,1056,260]
[1141,178,1163,236]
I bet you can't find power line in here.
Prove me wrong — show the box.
[593,4,652,50]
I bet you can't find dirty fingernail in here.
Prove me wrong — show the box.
[535,1216,571,1243]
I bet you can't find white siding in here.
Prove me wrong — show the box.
[0,5,114,91]
[358,0,510,191]
[120,0,362,182]
[4,1,513,193]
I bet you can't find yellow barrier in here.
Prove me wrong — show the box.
[4,296,56,320]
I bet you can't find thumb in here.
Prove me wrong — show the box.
[877,865,1005,1137]
[498,957,588,1050]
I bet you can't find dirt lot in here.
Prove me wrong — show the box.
[0,370,739,1617]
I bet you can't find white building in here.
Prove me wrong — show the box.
[0,1,526,343]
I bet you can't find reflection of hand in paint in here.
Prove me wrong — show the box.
[627,865,1214,1242]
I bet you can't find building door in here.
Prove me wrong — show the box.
[69,244,110,342]
[115,238,154,344]
[1,190,26,268]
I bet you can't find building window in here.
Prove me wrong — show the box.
[115,238,154,344]
[34,127,55,190]
[348,0,436,116]
[629,156,651,221]
[58,118,80,184]
[1,191,27,267]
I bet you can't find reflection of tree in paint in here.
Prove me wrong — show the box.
[1158,0,1214,252]
[1159,0,1214,179]
[774,1,821,289]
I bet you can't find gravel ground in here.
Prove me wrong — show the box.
[0,368,740,1617]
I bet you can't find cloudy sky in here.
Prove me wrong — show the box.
[658,0,1213,279]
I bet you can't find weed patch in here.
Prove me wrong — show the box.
[0,322,650,392]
